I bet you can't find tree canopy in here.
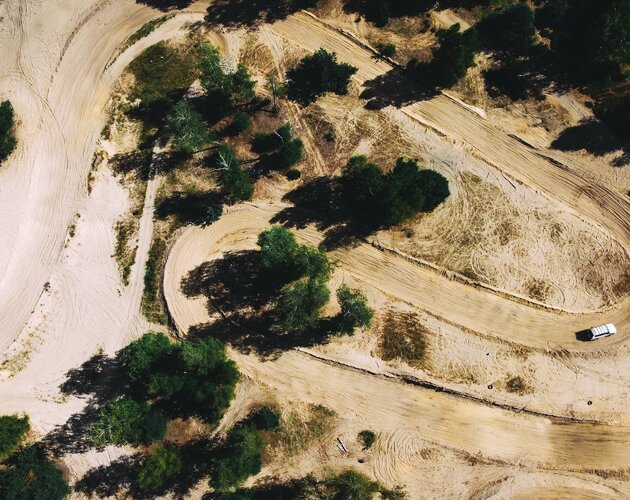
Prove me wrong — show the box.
[429,24,478,88]
[0,101,17,164]
[199,43,256,105]
[0,446,70,500]
[278,277,331,333]
[336,285,374,334]
[0,414,29,462]
[213,426,265,491]
[137,445,182,492]
[119,332,240,422]
[340,156,450,228]
[478,3,536,56]
[286,49,358,104]
[165,100,212,153]
[210,144,254,201]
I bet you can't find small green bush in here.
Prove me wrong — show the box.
[286,168,301,180]
[211,144,254,201]
[250,406,281,430]
[212,427,265,491]
[377,43,397,57]
[232,111,252,134]
[336,285,374,334]
[0,100,17,164]
[358,430,376,450]
[0,414,30,461]
[165,100,211,153]
[137,445,182,492]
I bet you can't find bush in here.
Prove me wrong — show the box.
[277,138,304,169]
[478,3,536,56]
[231,111,252,135]
[199,43,256,105]
[249,406,281,431]
[213,427,265,491]
[0,414,30,462]
[322,470,381,500]
[278,277,330,333]
[251,123,292,154]
[336,285,374,334]
[90,398,167,447]
[0,446,70,500]
[286,168,301,180]
[137,445,182,492]
[120,332,240,422]
[428,24,478,88]
[377,43,397,57]
[358,430,376,450]
[0,100,17,164]
[205,198,224,225]
[286,49,358,104]
[165,100,211,153]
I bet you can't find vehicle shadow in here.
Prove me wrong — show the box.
[575,329,593,342]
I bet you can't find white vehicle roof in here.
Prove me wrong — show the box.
[591,323,617,335]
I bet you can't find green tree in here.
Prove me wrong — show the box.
[323,470,380,500]
[0,101,17,163]
[251,123,293,154]
[478,3,536,56]
[120,331,174,382]
[165,100,211,153]
[377,43,397,57]
[90,398,167,447]
[429,24,478,88]
[249,406,281,430]
[199,43,256,105]
[0,446,70,500]
[213,427,265,491]
[278,277,330,333]
[417,169,450,212]
[277,138,304,169]
[340,155,385,218]
[286,49,358,104]
[137,445,182,492]
[358,430,376,450]
[231,111,252,135]
[0,414,30,462]
[257,226,300,279]
[211,144,254,201]
[336,285,374,334]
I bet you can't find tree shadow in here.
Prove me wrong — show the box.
[181,250,339,358]
[551,118,629,167]
[135,0,193,11]
[155,190,224,226]
[270,177,375,250]
[205,0,315,28]
[74,453,144,498]
[360,66,439,109]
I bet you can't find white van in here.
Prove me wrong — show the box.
[588,323,617,340]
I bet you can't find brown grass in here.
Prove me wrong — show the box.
[272,404,336,457]
[379,310,429,367]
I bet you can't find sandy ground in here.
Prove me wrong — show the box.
[0,0,629,498]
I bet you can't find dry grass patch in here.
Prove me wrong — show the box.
[379,310,428,367]
[270,404,336,458]
[503,375,532,395]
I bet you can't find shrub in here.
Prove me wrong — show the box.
[212,427,265,491]
[249,406,281,431]
[277,138,304,169]
[0,100,17,164]
[0,446,70,500]
[231,111,252,135]
[336,285,374,334]
[0,414,30,462]
[358,430,376,450]
[251,123,292,154]
[278,277,330,333]
[205,198,224,225]
[137,445,182,492]
[165,100,211,153]
[322,470,381,500]
[377,43,397,57]
[286,168,301,180]
[199,43,256,105]
[286,49,358,104]
[90,398,167,447]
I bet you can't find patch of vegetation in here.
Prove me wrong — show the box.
[122,15,174,52]
[228,111,252,136]
[141,237,167,324]
[209,144,254,201]
[119,331,239,422]
[426,24,478,88]
[0,100,17,164]
[90,398,167,447]
[0,414,30,462]
[278,404,336,456]
[336,285,374,334]
[137,445,182,493]
[114,217,138,286]
[286,48,358,105]
[278,277,331,333]
[379,311,428,366]
[477,3,536,57]
[504,375,531,395]
[376,43,397,58]
[251,122,304,170]
[286,168,301,180]
[358,429,376,450]
[165,100,213,154]
[212,426,265,491]
[340,156,450,228]
[0,445,70,500]
[248,406,281,431]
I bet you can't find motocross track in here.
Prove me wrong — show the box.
[0,0,629,496]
